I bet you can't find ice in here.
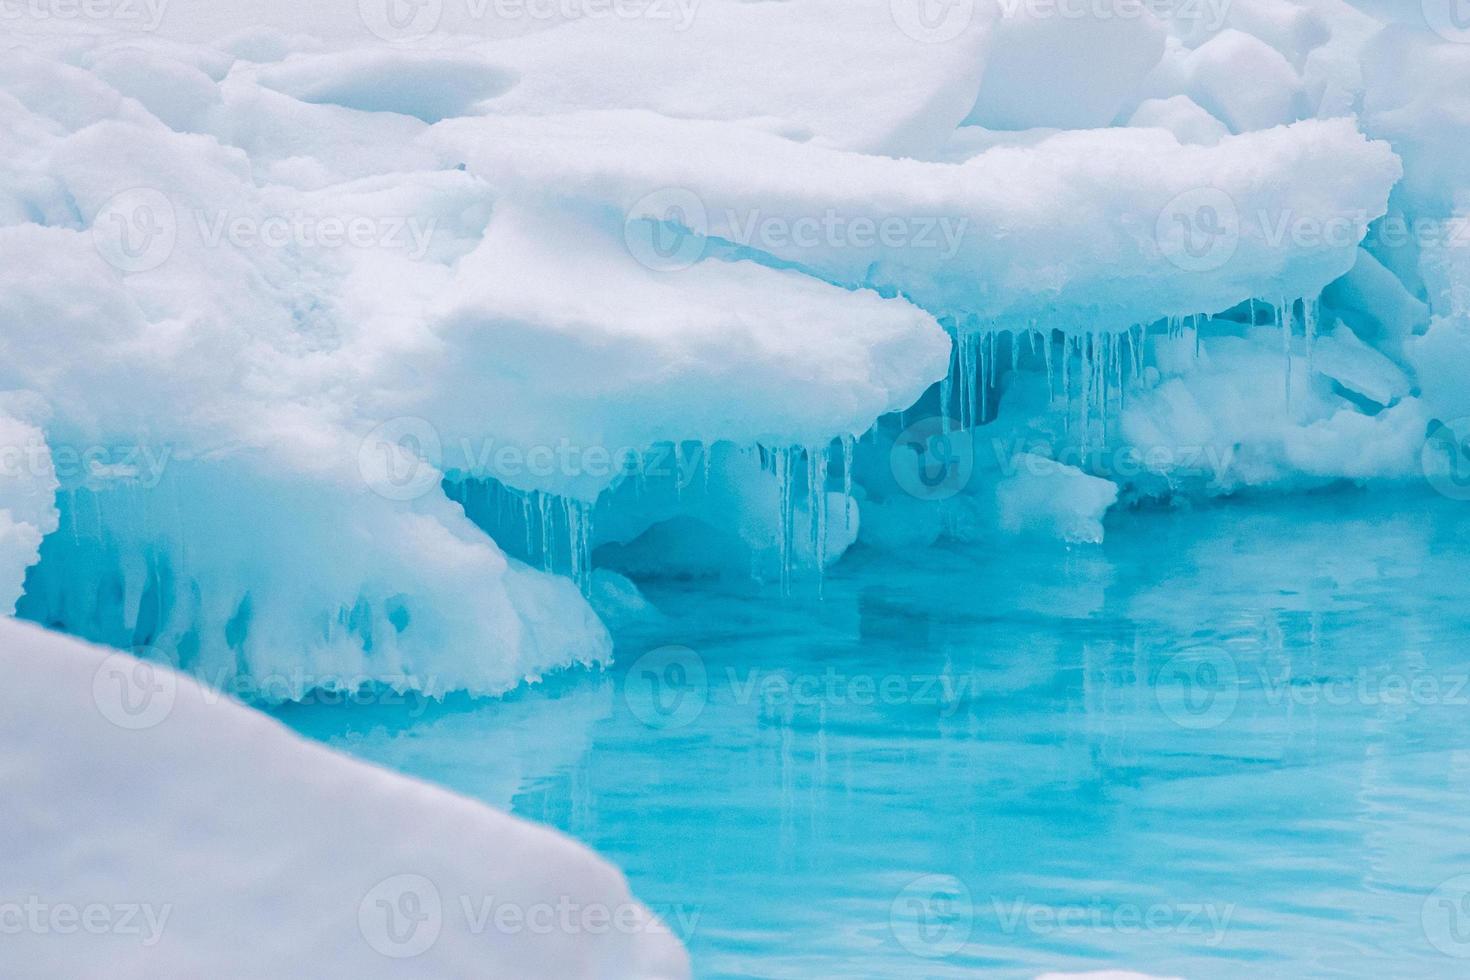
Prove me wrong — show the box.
[437,112,1398,333]
[0,617,687,979]
[473,0,995,158]
[254,49,515,123]
[14,5,1470,976]
[1126,95,1229,146]
[1322,246,1431,357]
[16,459,611,701]
[417,203,948,500]
[83,46,222,132]
[1408,316,1470,422]
[1172,0,1330,68]
[1,2,1468,703]
[994,454,1119,545]
[1179,29,1309,134]
[0,400,59,613]
[964,1,1165,131]
[1311,320,1411,408]
[1361,26,1470,214]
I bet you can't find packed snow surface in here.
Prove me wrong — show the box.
[0,616,687,979]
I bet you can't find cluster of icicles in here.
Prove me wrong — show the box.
[451,298,1317,596]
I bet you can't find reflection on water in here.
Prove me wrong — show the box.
[279,489,1470,979]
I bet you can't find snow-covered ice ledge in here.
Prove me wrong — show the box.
[0,617,689,979]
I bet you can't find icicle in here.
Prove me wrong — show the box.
[964,330,979,429]
[1279,297,1293,411]
[987,331,997,418]
[807,446,828,598]
[774,447,795,597]
[940,338,955,430]
[1304,295,1318,376]
[840,434,854,532]
[1061,335,1072,433]
[538,492,553,571]
[1042,330,1056,405]
[978,331,989,426]
[522,494,534,557]
[1078,332,1091,455]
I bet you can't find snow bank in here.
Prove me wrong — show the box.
[0,617,688,979]
[4,0,1470,686]
[436,112,1399,333]
[0,31,948,688]
[416,203,947,499]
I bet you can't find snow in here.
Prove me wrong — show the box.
[0,616,688,979]
[0,0,1467,694]
[255,49,515,123]
[7,2,1470,972]
[965,1,1166,131]
[1178,29,1308,134]
[437,111,1399,333]
[472,0,995,158]
[0,400,59,613]
[1126,95,1229,145]
[419,203,948,499]
[995,454,1119,545]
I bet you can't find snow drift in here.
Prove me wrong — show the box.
[0,616,687,979]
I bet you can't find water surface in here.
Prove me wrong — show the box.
[280,489,1470,978]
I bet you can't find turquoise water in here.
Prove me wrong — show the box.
[279,489,1470,978]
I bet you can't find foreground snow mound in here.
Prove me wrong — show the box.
[0,618,688,979]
